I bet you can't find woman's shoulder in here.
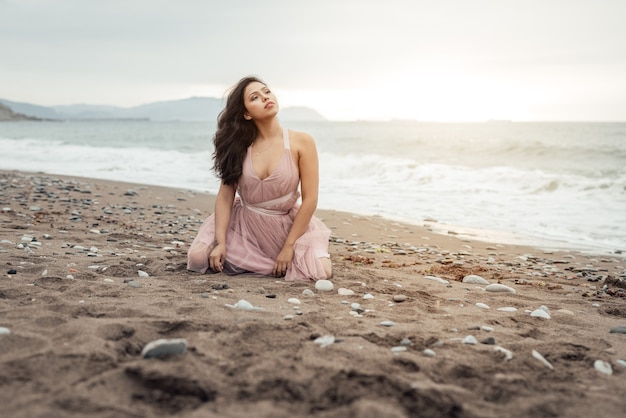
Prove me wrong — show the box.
[287,129,315,149]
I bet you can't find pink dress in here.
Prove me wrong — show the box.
[187,128,331,281]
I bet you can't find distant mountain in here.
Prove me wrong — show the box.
[279,106,326,122]
[0,102,41,121]
[0,97,326,122]
[0,98,62,119]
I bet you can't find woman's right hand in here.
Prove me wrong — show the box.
[209,242,226,272]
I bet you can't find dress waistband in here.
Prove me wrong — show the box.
[240,192,294,216]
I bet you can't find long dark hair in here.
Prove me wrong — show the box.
[212,76,265,185]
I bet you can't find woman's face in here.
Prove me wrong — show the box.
[243,81,279,121]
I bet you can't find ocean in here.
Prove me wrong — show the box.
[1,120,625,256]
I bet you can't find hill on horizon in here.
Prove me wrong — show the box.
[0,97,327,122]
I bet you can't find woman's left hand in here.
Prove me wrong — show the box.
[273,245,294,277]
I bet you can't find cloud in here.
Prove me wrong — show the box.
[1,0,625,120]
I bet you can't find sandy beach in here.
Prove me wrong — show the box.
[1,169,625,418]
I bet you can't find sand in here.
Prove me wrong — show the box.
[1,169,625,418]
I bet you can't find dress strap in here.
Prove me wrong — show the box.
[283,127,290,149]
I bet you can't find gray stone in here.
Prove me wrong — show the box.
[609,326,626,334]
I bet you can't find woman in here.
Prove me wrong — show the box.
[187,76,332,281]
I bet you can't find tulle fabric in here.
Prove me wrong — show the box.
[187,128,330,281]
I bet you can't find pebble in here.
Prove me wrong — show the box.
[283,315,294,320]
[423,348,437,357]
[463,275,490,285]
[380,320,396,327]
[462,335,478,345]
[485,284,516,294]
[481,326,494,332]
[315,280,333,291]
[362,293,374,300]
[481,337,496,345]
[0,327,10,335]
[313,335,335,348]
[393,294,407,302]
[224,299,264,311]
[617,359,626,368]
[609,326,626,334]
[302,289,315,297]
[391,346,407,353]
[476,303,490,309]
[497,307,518,312]
[128,281,142,288]
[400,338,412,346]
[137,270,149,278]
[141,338,188,359]
[594,360,613,375]
[8,269,17,275]
[532,350,554,370]
[103,278,114,283]
[530,309,551,319]
[495,346,513,361]
[423,275,449,284]
[338,288,355,296]
[287,298,301,305]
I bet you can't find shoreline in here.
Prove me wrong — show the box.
[2,168,622,259]
[2,169,626,417]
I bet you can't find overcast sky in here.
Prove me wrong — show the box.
[1,0,625,121]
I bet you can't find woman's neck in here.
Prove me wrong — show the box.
[254,118,282,142]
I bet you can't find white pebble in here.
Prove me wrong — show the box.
[423,275,449,284]
[315,280,333,291]
[380,320,396,327]
[497,307,518,312]
[594,360,613,375]
[423,348,437,357]
[476,303,490,310]
[313,335,335,348]
[66,275,74,280]
[462,335,478,345]
[225,299,264,311]
[362,293,374,300]
[485,284,516,294]
[142,338,188,358]
[481,326,494,332]
[616,359,626,368]
[103,278,114,283]
[302,289,315,297]
[350,302,362,311]
[287,298,301,305]
[494,346,513,361]
[0,327,10,335]
[283,315,294,320]
[338,288,355,296]
[532,350,554,370]
[90,229,101,234]
[41,269,48,276]
[530,309,551,319]
[391,346,407,353]
[137,270,149,277]
[463,275,490,285]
